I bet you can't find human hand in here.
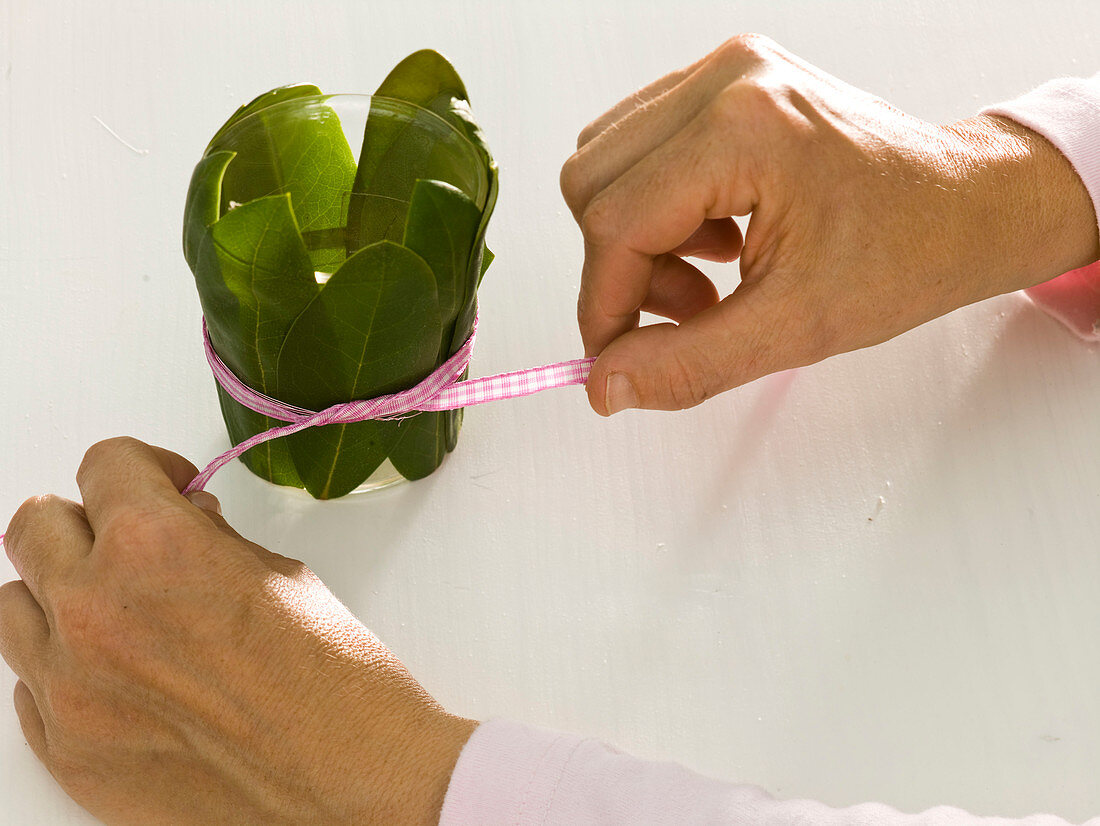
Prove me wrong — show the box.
[0,437,475,825]
[561,34,1100,415]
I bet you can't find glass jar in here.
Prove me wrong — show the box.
[185,91,494,497]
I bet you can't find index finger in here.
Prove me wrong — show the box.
[76,437,200,533]
[576,57,702,149]
[577,87,761,356]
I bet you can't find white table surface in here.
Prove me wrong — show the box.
[2,1,1099,822]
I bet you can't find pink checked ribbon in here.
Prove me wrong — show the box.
[183,316,594,494]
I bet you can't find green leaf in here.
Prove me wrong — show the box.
[375,50,469,115]
[402,179,482,351]
[209,93,356,271]
[373,50,495,185]
[375,55,500,464]
[477,245,495,288]
[276,241,442,499]
[196,193,320,486]
[206,84,324,154]
[345,50,489,253]
[449,165,499,354]
[214,384,304,487]
[388,412,448,480]
[390,179,483,476]
[360,51,470,191]
[192,229,297,484]
[182,150,235,271]
[207,194,320,386]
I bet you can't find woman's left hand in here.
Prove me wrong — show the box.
[0,436,475,825]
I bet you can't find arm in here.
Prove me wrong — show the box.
[561,35,1100,415]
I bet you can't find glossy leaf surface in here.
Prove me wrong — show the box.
[276,241,441,498]
[346,50,488,252]
[208,90,356,272]
[402,179,482,352]
[182,150,234,270]
[202,193,319,484]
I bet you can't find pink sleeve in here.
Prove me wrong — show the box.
[982,74,1100,341]
[439,718,1096,825]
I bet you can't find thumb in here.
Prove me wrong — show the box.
[183,490,244,537]
[586,280,803,414]
[184,490,222,516]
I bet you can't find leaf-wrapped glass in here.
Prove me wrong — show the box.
[182,53,498,499]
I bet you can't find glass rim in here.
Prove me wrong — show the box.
[206,92,485,163]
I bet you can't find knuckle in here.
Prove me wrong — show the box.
[575,287,613,350]
[77,436,139,482]
[714,79,776,124]
[559,153,591,217]
[10,493,48,527]
[5,497,38,550]
[701,78,796,148]
[79,437,122,470]
[0,579,31,613]
[578,195,617,247]
[6,494,71,556]
[576,288,594,330]
[576,106,628,150]
[0,579,21,602]
[0,580,33,625]
[712,33,774,68]
[263,551,309,580]
[576,121,602,150]
[737,32,776,53]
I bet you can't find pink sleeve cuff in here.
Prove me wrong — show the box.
[439,717,766,825]
[439,718,1093,825]
[982,75,1100,342]
[439,718,588,823]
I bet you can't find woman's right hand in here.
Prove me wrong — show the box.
[561,34,1099,415]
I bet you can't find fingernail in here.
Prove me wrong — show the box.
[604,373,638,415]
[185,490,222,515]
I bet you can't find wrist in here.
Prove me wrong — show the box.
[944,114,1099,299]
[407,712,480,826]
[366,708,478,825]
